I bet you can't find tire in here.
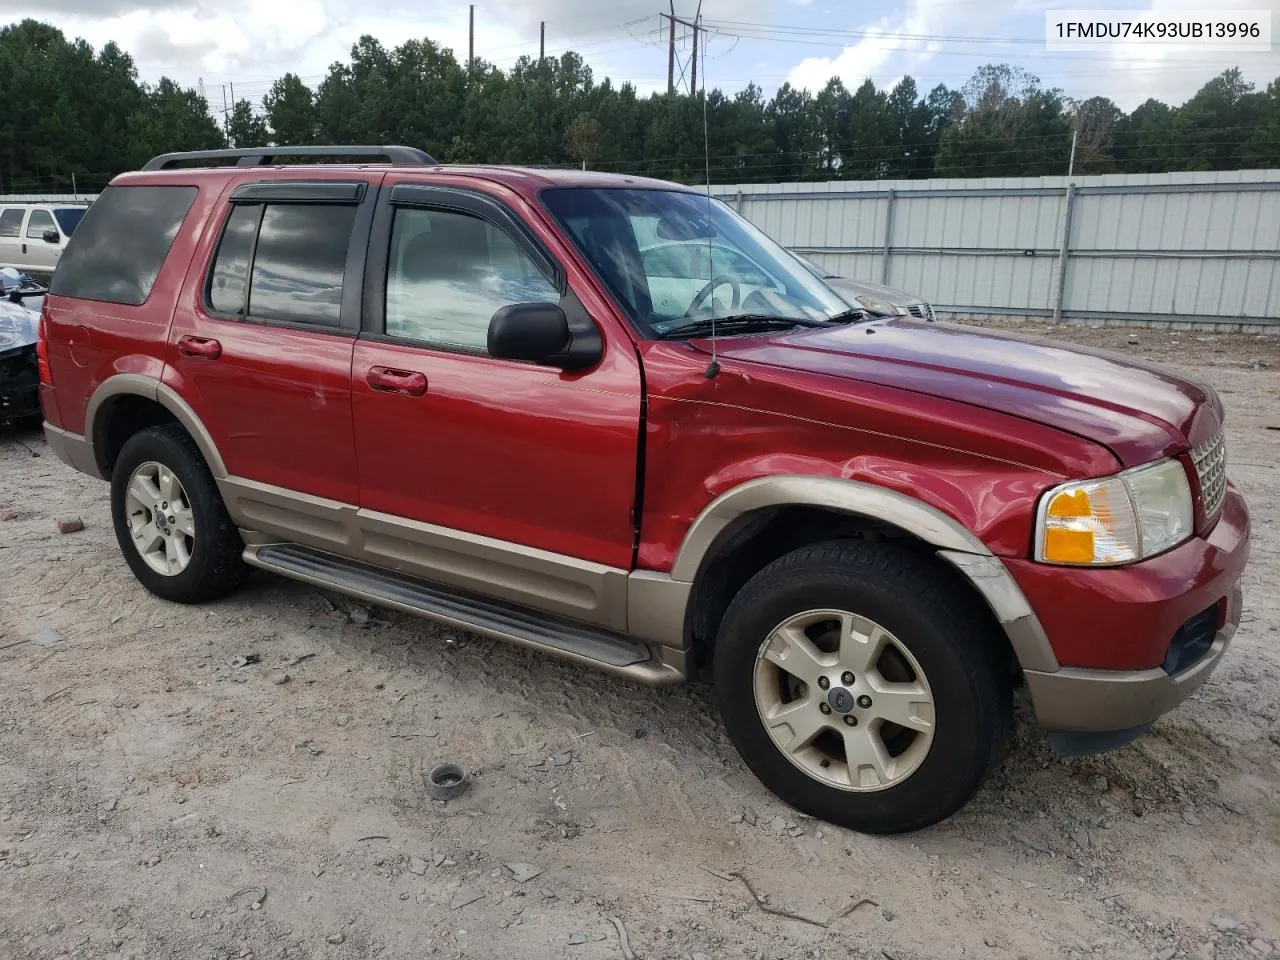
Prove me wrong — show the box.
[110,424,247,604]
[713,540,1011,834]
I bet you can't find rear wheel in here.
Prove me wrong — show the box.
[714,540,1011,834]
[110,425,247,603]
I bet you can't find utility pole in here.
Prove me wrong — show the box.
[540,21,545,61]
[696,0,706,94]
[666,3,675,94]
[691,0,702,94]
[1068,127,1078,177]
[468,4,475,75]
[661,4,701,95]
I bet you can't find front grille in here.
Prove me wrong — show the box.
[1162,605,1219,675]
[1192,430,1227,518]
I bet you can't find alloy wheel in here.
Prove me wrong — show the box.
[123,460,196,577]
[753,608,935,791]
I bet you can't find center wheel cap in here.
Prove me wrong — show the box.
[826,687,855,714]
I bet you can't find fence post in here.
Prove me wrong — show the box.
[735,188,743,214]
[880,188,896,285]
[1054,183,1076,323]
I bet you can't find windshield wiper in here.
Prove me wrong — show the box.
[827,308,873,324]
[658,313,827,340]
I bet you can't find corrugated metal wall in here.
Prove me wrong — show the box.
[0,195,97,203]
[711,170,1280,326]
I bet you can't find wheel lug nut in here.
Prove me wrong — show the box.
[162,501,168,509]
[817,677,830,690]
[819,702,832,715]
[857,695,873,709]
[841,672,855,685]
[843,714,857,727]
[168,516,176,524]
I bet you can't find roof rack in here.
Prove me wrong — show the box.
[141,145,437,172]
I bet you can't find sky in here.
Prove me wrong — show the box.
[1,0,1276,112]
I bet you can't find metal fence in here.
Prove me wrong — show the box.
[711,170,1280,328]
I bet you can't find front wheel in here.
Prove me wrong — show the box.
[714,540,1011,834]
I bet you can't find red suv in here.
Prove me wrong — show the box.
[38,146,1250,834]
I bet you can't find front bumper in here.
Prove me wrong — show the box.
[1024,584,1241,732]
[1016,484,1250,733]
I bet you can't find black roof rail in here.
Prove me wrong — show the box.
[141,145,438,171]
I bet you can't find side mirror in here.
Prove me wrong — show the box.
[42,229,60,244]
[488,302,599,370]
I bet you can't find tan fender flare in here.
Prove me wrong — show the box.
[85,373,228,480]
[668,475,1060,673]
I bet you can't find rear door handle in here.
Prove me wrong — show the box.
[178,335,222,360]
[367,365,428,397]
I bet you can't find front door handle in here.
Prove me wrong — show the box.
[178,335,222,360]
[367,365,428,397]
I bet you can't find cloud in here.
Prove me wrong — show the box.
[781,0,1278,108]
[0,0,167,14]
[1069,0,1280,109]
[785,0,1000,92]
[0,0,769,92]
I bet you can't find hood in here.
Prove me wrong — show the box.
[825,276,926,306]
[0,299,38,354]
[701,318,1216,466]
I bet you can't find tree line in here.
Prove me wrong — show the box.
[2,17,1278,194]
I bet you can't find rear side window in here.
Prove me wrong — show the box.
[49,185,197,305]
[251,205,354,326]
[0,209,22,238]
[206,202,356,328]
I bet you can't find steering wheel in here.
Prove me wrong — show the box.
[684,275,741,317]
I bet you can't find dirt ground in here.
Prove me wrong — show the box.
[1,320,1278,960]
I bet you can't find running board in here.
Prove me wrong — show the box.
[243,543,683,685]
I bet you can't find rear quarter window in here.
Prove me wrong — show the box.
[49,185,197,306]
[53,208,86,236]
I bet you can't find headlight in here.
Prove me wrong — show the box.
[1036,459,1193,565]
[855,295,903,316]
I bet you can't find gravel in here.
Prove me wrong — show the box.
[1,321,1276,960]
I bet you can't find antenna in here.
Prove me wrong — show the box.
[699,6,718,379]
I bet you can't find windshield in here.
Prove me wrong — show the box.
[53,207,86,235]
[540,188,848,337]
[791,251,835,280]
